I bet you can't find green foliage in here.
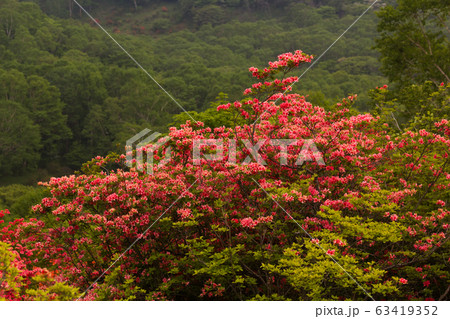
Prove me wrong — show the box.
[371,0,449,132]
[0,0,386,181]
[0,184,49,222]
[0,242,79,300]
[0,100,41,175]
[375,0,450,87]
[2,37,449,301]
[192,5,226,26]
[370,82,449,133]
[170,92,237,128]
[263,243,398,300]
[86,267,146,301]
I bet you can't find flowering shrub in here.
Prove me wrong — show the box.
[0,50,448,300]
[0,211,78,300]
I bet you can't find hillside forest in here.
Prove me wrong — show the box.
[0,0,449,301]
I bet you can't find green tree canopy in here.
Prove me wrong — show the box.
[375,0,450,87]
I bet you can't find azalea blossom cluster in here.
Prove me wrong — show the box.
[249,50,313,79]
[0,50,448,301]
[0,232,77,301]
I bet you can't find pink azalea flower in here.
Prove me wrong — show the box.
[326,249,335,256]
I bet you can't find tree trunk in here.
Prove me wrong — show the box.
[3,15,14,39]
[68,0,73,18]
